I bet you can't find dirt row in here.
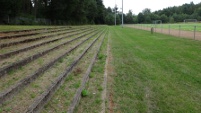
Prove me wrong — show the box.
[0,27,87,47]
[0,26,107,113]
[0,28,96,67]
[0,27,92,56]
[0,26,67,38]
[0,27,97,77]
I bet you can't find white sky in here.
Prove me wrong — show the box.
[103,0,201,15]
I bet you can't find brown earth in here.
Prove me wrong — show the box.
[104,34,116,113]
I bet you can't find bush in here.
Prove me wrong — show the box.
[81,89,89,97]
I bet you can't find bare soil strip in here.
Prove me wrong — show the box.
[106,31,115,113]
[101,31,109,113]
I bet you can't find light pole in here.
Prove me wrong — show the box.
[122,0,123,28]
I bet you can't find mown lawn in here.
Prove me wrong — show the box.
[108,26,201,112]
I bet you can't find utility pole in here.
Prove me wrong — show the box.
[122,0,123,28]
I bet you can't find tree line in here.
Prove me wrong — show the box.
[0,0,114,25]
[1,1,200,25]
[135,2,201,23]
[106,1,201,24]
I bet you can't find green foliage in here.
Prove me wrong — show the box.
[1,0,200,25]
[169,17,175,23]
[105,13,114,25]
[81,89,89,97]
[73,82,80,89]
[30,93,36,98]
[135,2,201,23]
[137,13,145,23]
[125,10,135,24]
[160,14,168,23]
[8,69,14,75]
[0,0,107,25]
[5,107,12,112]
[98,54,105,60]
[97,86,103,91]
[89,73,95,78]
[95,99,102,104]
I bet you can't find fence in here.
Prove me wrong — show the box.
[125,24,201,40]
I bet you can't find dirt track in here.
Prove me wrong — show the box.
[125,25,201,40]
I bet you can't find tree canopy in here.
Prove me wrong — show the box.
[136,2,201,23]
[1,1,201,25]
[0,0,110,25]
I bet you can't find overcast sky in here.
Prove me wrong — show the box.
[103,0,201,15]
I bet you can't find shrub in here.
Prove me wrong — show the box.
[81,89,89,97]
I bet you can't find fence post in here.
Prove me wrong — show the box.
[169,25,170,35]
[161,24,162,33]
[179,25,181,37]
[161,24,163,33]
[155,24,157,32]
[151,27,154,34]
[194,26,196,40]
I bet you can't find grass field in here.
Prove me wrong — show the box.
[108,26,201,112]
[0,25,201,113]
[137,23,201,31]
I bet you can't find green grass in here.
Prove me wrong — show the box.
[109,26,201,112]
[138,23,201,31]
[0,25,53,32]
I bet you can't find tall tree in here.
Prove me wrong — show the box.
[137,13,145,23]
[94,0,105,24]
[125,10,134,24]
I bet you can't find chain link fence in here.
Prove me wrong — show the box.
[125,24,201,40]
